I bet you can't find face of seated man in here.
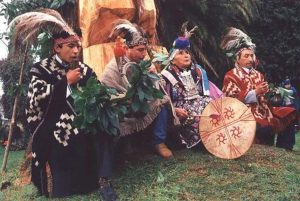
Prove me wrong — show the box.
[126,44,147,63]
[171,49,192,69]
[236,49,255,69]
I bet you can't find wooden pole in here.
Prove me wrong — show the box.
[1,44,29,172]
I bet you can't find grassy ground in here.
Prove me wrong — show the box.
[0,133,299,201]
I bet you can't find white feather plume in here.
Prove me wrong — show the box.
[181,21,198,38]
[108,19,143,42]
[220,27,255,52]
[9,9,75,51]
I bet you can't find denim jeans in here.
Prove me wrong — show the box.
[152,106,169,145]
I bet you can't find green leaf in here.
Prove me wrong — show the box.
[80,118,88,130]
[107,111,119,128]
[107,126,118,136]
[118,105,127,115]
[140,101,150,114]
[81,89,91,98]
[19,85,28,97]
[156,171,165,183]
[7,83,19,98]
[147,73,160,80]
[128,64,141,84]
[71,90,82,101]
[87,97,96,105]
[140,60,152,69]
[73,116,84,128]
[142,85,154,100]
[269,83,275,89]
[125,87,135,99]
[137,87,145,101]
[50,0,60,8]
[106,87,118,95]
[85,107,97,123]
[99,109,109,130]
[153,89,164,99]
[131,96,141,112]
[73,98,85,112]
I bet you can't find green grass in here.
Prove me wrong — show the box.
[0,133,300,201]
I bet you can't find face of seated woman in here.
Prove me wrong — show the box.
[171,49,192,69]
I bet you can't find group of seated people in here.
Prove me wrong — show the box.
[24,19,298,201]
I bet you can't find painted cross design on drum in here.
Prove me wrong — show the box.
[199,97,256,159]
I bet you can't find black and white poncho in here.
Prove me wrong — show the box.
[26,55,97,197]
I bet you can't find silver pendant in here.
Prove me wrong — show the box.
[179,70,200,100]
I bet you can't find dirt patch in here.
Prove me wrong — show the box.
[14,170,31,187]
[176,170,191,184]
[188,166,209,177]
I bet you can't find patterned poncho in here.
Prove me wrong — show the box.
[101,58,169,136]
[26,55,97,196]
[162,64,216,148]
[222,66,296,132]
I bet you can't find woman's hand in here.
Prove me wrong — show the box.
[175,108,189,119]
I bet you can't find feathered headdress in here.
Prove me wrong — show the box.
[166,22,219,77]
[9,8,78,51]
[180,21,198,39]
[168,21,198,61]
[220,27,256,58]
[108,19,147,48]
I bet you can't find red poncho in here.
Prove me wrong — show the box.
[223,67,296,132]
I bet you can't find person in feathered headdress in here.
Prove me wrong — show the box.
[9,9,116,199]
[160,22,223,149]
[101,19,174,159]
[221,27,297,150]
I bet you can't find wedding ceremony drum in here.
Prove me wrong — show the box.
[199,97,256,159]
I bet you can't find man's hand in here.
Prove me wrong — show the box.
[255,81,269,96]
[66,68,81,85]
[175,108,189,119]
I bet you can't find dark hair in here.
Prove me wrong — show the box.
[74,28,82,38]
[125,25,148,48]
[52,31,71,39]
[236,52,242,60]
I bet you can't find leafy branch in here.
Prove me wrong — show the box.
[71,77,126,136]
[125,60,164,116]
[71,61,164,136]
[7,83,28,98]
